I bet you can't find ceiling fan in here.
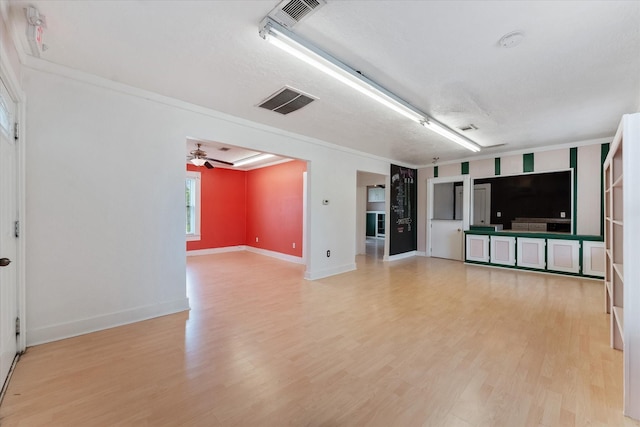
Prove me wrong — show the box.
[187,143,235,169]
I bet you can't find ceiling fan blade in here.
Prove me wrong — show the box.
[204,157,235,166]
[204,161,215,169]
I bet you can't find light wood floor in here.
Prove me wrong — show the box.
[1,252,638,426]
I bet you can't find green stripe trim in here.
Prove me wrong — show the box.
[523,153,534,173]
[434,166,439,178]
[461,162,469,175]
[495,158,501,175]
[600,143,610,237]
[570,147,578,234]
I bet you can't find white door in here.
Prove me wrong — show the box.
[473,184,491,225]
[431,220,463,260]
[0,77,19,387]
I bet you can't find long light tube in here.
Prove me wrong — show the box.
[422,119,481,152]
[260,18,424,123]
[234,153,275,167]
[259,17,482,153]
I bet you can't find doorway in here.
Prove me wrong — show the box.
[428,175,470,260]
[473,183,491,225]
[0,76,20,391]
[357,171,387,259]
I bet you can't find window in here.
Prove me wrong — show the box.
[186,171,201,241]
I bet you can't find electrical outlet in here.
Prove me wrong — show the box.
[496,212,502,218]
[292,242,296,249]
[560,211,566,218]
[326,250,330,257]
[255,237,259,242]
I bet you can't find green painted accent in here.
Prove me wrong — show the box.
[464,230,603,241]
[600,143,610,237]
[570,147,578,234]
[434,166,438,178]
[461,162,469,175]
[495,158,501,175]
[523,153,534,173]
[469,225,500,232]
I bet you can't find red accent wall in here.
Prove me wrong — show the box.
[246,160,306,257]
[186,160,306,257]
[186,164,246,251]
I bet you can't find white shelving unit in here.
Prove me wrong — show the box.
[603,113,640,420]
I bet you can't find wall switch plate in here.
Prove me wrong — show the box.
[497,212,502,218]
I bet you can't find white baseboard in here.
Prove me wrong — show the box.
[245,246,305,264]
[187,246,246,256]
[26,297,190,346]
[386,251,417,262]
[304,263,357,280]
[416,251,428,257]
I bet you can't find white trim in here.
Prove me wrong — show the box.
[386,250,417,262]
[245,246,305,264]
[416,251,428,257]
[187,246,246,256]
[304,263,357,280]
[26,297,190,346]
[419,137,612,169]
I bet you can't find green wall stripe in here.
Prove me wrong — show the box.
[523,153,534,173]
[434,166,438,178]
[570,147,578,234]
[600,143,610,236]
[495,158,501,175]
[461,161,469,175]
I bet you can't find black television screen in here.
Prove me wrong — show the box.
[474,170,572,231]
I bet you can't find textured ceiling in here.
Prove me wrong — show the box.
[6,0,640,166]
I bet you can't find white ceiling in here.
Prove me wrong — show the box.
[6,0,640,166]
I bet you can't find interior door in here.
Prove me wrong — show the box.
[473,183,491,225]
[431,220,463,260]
[0,77,18,387]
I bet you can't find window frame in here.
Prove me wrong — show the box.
[186,171,201,241]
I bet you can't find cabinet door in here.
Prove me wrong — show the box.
[376,213,385,236]
[366,213,376,237]
[466,234,489,262]
[517,237,546,269]
[583,241,605,277]
[547,239,580,274]
[490,235,516,266]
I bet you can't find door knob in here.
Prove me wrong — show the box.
[0,258,11,267]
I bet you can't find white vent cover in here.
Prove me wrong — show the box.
[268,0,326,29]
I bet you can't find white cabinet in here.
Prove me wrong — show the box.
[583,241,605,278]
[367,187,385,202]
[466,234,489,262]
[490,235,516,266]
[516,237,546,270]
[547,239,580,274]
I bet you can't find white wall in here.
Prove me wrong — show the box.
[417,142,608,253]
[22,65,390,344]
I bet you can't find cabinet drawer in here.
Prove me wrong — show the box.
[512,222,529,231]
[528,223,547,232]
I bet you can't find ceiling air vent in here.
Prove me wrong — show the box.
[258,87,316,115]
[268,0,326,29]
[459,124,478,132]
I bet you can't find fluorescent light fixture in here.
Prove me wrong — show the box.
[258,17,482,153]
[234,153,275,167]
[259,18,424,123]
[190,158,207,167]
[421,119,481,153]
